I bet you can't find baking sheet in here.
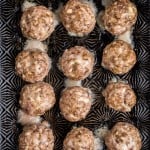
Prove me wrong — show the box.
[0,0,150,149]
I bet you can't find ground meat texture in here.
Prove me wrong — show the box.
[20,6,55,41]
[19,82,56,116]
[19,123,54,150]
[102,82,136,112]
[59,86,92,122]
[63,127,94,150]
[60,0,96,37]
[102,0,137,35]
[59,46,94,80]
[101,40,136,75]
[105,122,142,150]
[15,49,50,83]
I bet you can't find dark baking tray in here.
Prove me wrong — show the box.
[0,0,150,149]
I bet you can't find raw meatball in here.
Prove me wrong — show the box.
[15,49,50,83]
[59,86,92,122]
[102,0,137,35]
[105,122,142,150]
[101,40,136,74]
[63,127,94,150]
[20,6,55,41]
[19,82,56,116]
[19,122,54,150]
[59,46,94,80]
[102,81,136,112]
[60,0,96,37]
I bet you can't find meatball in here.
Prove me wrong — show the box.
[19,82,56,116]
[59,86,92,122]
[60,0,96,37]
[19,122,54,150]
[105,122,142,150]
[101,40,136,74]
[102,81,136,112]
[15,49,50,83]
[102,0,137,35]
[20,6,55,41]
[59,46,94,80]
[63,127,94,150]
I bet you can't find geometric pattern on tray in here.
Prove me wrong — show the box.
[0,0,150,149]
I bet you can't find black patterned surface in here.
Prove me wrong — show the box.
[0,0,150,150]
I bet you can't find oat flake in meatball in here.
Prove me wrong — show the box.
[60,0,96,37]
[19,122,54,150]
[103,0,137,35]
[19,82,56,116]
[63,127,94,150]
[105,122,142,150]
[20,6,55,41]
[59,46,94,80]
[15,49,50,83]
[59,86,92,122]
[102,81,136,112]
[101,40,136,75]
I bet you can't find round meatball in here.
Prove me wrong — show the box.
[63,127,94,150]
[15,49,50,83]
[101,40,136,74]
[19,122,54,150]
[60,0,96,37]
[59,46,94,80]
[59,86,92,122]
[105,122,142,150]
[103,0,137,35]
[19,82,56,116]
[20,6,55,41]
[102,81,136,112]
